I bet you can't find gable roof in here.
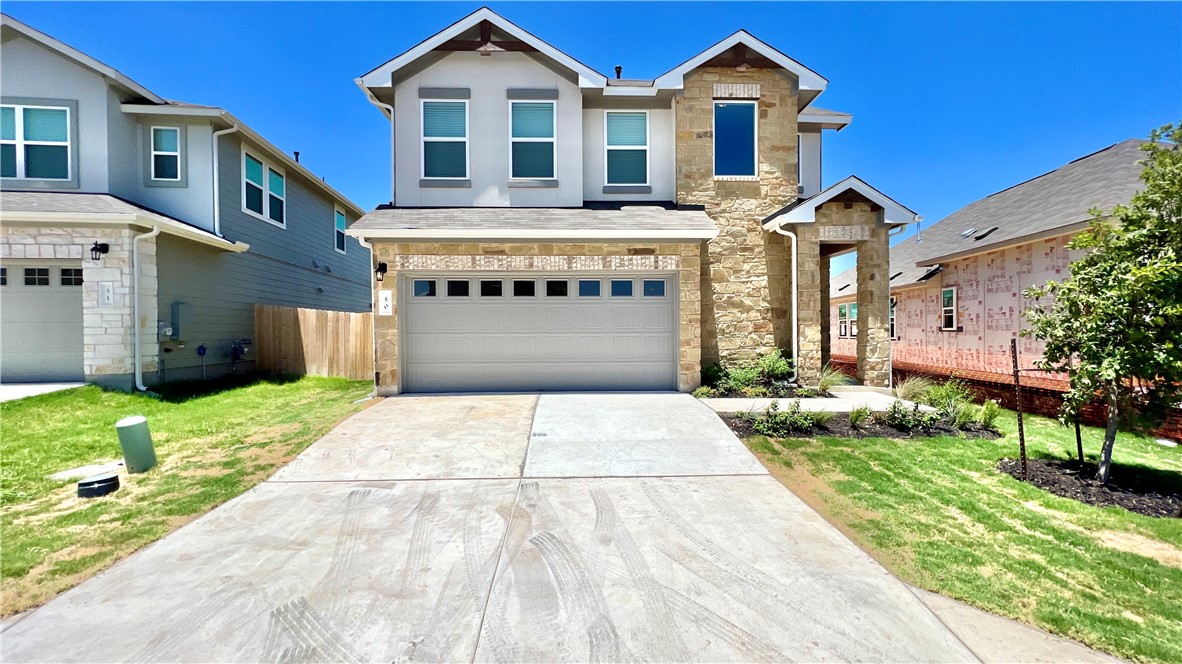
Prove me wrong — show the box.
[912,139,1147,266]
[653,30,828,103]
[763,175,919,230]
[1,13,165,104]
[358,7,607,90]
[829,234,942,299]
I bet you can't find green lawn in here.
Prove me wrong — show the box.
[0,376,372,616]
[746,410,1182,664]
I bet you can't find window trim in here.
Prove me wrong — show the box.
[1,101,73,183]
[421,98,469,181]
[23,267,50,286]
[889,296,897,339]
[509,100,557,181]
[603,109,649,186]
[837,303,849,338]
[712,99,759,179]
[333,206,347,255]
[941,287,958,331]
[149,125,182,182]
[241,146,286,228]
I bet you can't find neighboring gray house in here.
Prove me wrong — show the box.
[0,14,370,388]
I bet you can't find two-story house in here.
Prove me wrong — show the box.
[349,8,918,395]
[0,14,371,389]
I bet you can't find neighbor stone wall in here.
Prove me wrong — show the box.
[370,242,701,395]
[0,224,158,387]
[675,67,799,365]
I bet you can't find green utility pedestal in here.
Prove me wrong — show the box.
[116,415,157,473]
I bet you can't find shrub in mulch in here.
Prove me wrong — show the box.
[723,412,1001,441]
[997,457,1182,518]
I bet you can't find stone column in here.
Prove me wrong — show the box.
[795,227,822,386]
[855,227,891,387]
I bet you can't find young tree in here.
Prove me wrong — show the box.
[1023,125,1182,484]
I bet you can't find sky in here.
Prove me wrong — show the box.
[5,2,1180,273]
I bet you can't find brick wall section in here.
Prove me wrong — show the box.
[1,225,158,385]
[675,67,798,365]
[370,242,701,395]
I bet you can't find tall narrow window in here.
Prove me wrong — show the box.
[1,104,70,180]
[334,207,347,254]
[941,287,957,330]
[889,296,897,339]
[605,111,647,185]
[511,102,555,179]
[242,148,285,226]
[151,127,180,180]
[713,100,757,177]
[422,100,467,179]
[837,304,849,338]
[850,302,859,338]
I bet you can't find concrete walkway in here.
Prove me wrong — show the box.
[0,383,84,403]
[1,394,1112,663]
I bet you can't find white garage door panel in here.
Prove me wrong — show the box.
[403,273,677,392]
[1,262,84,382]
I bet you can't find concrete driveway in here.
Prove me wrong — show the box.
[2,393,976,663]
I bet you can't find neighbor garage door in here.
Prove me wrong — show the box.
[1,261,85,382]
[401,273,677,392]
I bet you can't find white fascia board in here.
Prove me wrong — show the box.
[346,227,719,241]
[120,104,222,118]
[763,176,919,229]
[798,111,852,129]
[358,7,607,89]
[601,87,660,97]
[653,30,828,92]
[0,211,249,252]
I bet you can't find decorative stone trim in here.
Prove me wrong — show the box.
[391,254,679,271]
[713,83,761,99]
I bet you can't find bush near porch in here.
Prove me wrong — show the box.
[743,408,1182,664]
[0,376,372,617]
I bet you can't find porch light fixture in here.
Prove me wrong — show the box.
[374,262,388,282]
[90,242,110,261]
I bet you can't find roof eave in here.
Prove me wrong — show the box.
[345,227,719,242]
[0,210,250,252]
[913,220,1093,267]
[763,176,919,231]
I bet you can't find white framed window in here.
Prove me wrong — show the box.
[422,100,468,179]
[1,104,71,180]
[333,207,347,255]
[605,110,648,185]
[850,302,859,338]
[242,147,285,227]
[713,100,758,178]
[510,101,555,179]
[837,304,848,338]
[889,296,897,339]
[150,127,181,181]
[941,287,958,330]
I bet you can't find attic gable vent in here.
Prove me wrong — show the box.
[960,228,977,239]
[974,226,1000,241]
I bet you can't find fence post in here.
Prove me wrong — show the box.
[1011,337,1028,480]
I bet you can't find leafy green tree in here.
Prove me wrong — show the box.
[1023,125,1182,484]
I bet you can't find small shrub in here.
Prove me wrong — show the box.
[977,399,1002,429]
[811,410,835,428]
[757,349,793,381]
[818,364,855,393]
[894,375,936,403]
[876,400,939,431]
[924,379,975,420]
[692,386,717,399]
[849,405,872,428]
[721,365,762,392]
[750,400,825,437]
[795,386,824,398]
[701,363,726,388]
[740,385,770,398]
[951,402,977,429]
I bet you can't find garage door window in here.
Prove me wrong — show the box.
[642,279,666,297]
[545,280,568,297]
[513,280,535,297]
[413,279,436,297]
[480,280,502,297]
[578,279,600,297]
[60,268,83,286]
[610,279,633,297]
[446,280,470,297]
[24,268,49,286]
[0,268,6,286]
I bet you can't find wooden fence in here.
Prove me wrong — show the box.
[254,304,373,380]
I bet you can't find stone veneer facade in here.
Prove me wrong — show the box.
[674,67,798,370]
[0,224,158,386]
[369,242,701,395]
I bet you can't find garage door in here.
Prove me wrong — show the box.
[401,273,677,392]
[1,261,84,382]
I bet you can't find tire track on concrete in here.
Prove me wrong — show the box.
[530,531,626,660]
[319,488,373,618]
[657,583,790,663]
[271,597,362,663]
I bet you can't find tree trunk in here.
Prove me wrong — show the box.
[1098,386,1120,485]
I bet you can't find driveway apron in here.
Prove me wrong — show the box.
[1,393,975,663]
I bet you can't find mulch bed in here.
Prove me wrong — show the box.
[723,413,1001,441]
[711,387,834,399]
[998,457,1182,518]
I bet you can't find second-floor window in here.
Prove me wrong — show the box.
[605,111,648,185]
[151,127,181,181]
[422,100,468,179]
[510,102,555,179]
[334,207,347,254]
[243,148,285,227]
[1,104,70,180]
[714,100,757,177]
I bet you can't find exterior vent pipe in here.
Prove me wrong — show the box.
[614,65,622,79]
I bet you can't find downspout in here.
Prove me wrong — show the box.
[356,236,379,397]
[133,225,162,392]
[766,228,800,384]
[211,121,240,237]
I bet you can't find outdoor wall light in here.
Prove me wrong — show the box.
[375,262,388,282]
[90,242,110,261]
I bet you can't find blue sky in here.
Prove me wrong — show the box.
[6,2,1179,272]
